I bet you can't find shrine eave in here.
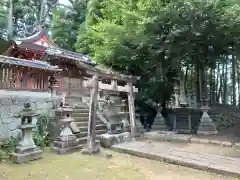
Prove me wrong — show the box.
[0,55,61,72]
[45,47,95,66]
[73,60,139,82]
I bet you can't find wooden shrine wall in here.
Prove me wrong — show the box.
[56,65,90,98]
[0,65,49,91]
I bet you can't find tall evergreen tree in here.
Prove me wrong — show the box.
[51,0,88,51]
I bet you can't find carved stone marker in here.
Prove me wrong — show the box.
[52,105,82,154]
[12,103,42,163]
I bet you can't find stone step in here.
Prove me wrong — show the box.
[78,124,106,132]
[74,121,88,127]
[176,121,189,124]
[73,109,89,114]
[72,112,89,117]
[74,117,102,122]
[176,116,189,119]
[73,104,89,109]
[154,121,167,125]
[76,129,107,138]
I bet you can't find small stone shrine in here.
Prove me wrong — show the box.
[100,93,131,148]
[119,100,130,132]
[12,103,42,163]
[103,93,124,134]
[52,104,82,154]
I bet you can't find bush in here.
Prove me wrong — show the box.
[0,138,17,160]
[33,115,50,149]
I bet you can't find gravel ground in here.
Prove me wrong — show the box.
[0,150,238,180]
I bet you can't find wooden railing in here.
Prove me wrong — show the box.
[0,66,50,91]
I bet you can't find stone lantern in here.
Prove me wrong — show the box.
[12,103,42,163]
[153,103,168,131]
[197,97,218,135]
[52,104,81,154]
[49,73,59,109]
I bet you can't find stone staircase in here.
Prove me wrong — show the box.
[71,103,107,146]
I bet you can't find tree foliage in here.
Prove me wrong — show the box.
[51,0,88,51]
[76,0,240,105]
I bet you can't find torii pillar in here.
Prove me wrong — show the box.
[127,81,137,139]
[82,75,100,154]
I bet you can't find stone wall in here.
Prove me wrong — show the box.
[0,90,62,140]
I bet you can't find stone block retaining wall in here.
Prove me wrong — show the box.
[0,90,62,140]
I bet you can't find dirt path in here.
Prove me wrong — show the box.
[0,150,238,180]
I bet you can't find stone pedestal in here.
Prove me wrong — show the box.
[52,105,82,154]
[197,106,218,135]
[100,132,131,148]
[153,106,168,131]
[172,108,192,133]
[135,112,144,136]
[121,113,130,132]
[12,103,42,163]
[81,138,101,154]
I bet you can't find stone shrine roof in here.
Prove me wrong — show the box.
[0,55,61,72]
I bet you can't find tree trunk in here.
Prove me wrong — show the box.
[196,62,201,102]
[232,46,237,106]
[7,0,13,40]
[184,64,189,96]
[216,62,220,103]
[223,60,228,104]
[210,68,213,104]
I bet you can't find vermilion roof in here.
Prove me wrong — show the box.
[15,29,94,66]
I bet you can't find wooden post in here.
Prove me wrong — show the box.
[127,81,136,138]
[82,75,100,154]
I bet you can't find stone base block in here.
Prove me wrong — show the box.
[153,119,168,131]
[173,129,192,134]
[58,135,77,142]
[153,125,168,131]
[100,132,131,148]
[53,139,79,149]
[52,144,83,155]
[11,150,43,164]
[81,140,100,155]
[197,122,218,135]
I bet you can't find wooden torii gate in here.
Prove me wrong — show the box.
[82,69,139,154]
